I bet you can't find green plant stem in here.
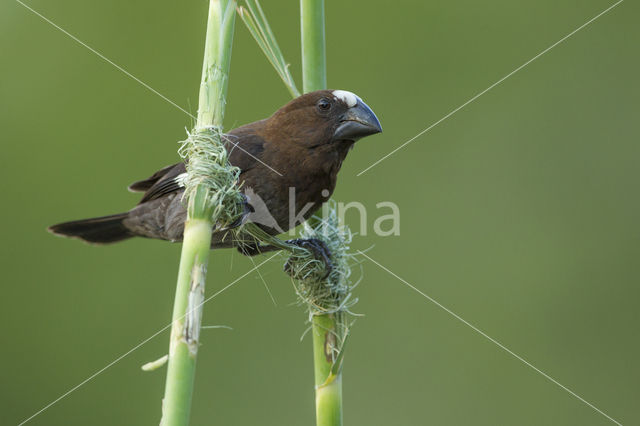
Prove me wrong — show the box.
[300,2,342,425]
[161,219,211,425]
[160,1,236,425]
[197,0,236,130]
[238,1,300,97]
[312,314,343,426]
[300,0,326,227]
[300,0,326,93]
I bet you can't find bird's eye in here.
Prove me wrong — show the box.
[317,98,331,111]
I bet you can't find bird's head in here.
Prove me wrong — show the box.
[266,89,382,149]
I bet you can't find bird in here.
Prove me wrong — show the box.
[49,89,382,260]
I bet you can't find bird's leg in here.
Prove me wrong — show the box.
[227,193,252,229]
[237,238,333,279]
[236,242,281,256]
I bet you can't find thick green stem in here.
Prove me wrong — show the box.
[300,0,326,93]
[197,0,236,130]
[312,314,343,426]
[161,219,212,425]
[316,374,343,426]
[160,1,236,425]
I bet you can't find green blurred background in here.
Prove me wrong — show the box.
[1,0,638,424]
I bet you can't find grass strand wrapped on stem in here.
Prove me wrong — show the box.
[285,206,358,426]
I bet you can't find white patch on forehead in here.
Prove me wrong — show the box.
[332,90,360,108]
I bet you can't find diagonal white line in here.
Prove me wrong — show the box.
[246,252,278,306]
[16,0,285,176]
[15,0,195,119]
[357,0,624,176]
[224,135,283,176]
[17,253,280,426]
[358,251,623,426]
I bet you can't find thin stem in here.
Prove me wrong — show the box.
[238,1,300,97]
[160,1,236,425]
[300,0,326,93]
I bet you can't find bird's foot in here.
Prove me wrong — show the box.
[227,193,252,229]
[284,238,333,280]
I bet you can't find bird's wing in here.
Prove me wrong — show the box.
[128,163,178,192]
[138,162,186,203]
[133,132,265,204]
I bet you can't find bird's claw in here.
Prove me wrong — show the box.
[227,193,252,229]
[284,238,333,280]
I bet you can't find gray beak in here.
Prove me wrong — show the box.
[333,100,382,141]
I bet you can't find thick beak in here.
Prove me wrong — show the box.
[333,100,382,141]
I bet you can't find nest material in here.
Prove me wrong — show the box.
[178,127,245,228]
[285,204,359,319]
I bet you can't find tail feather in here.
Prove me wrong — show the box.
[48,213,133,244]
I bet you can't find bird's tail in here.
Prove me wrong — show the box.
[48,213,133,244]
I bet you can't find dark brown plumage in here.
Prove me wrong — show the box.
[49,90,382,254]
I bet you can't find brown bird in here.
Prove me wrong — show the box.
[49,90,382,258]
